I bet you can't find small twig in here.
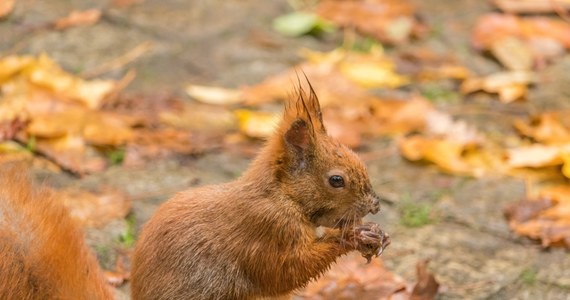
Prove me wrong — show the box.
[82,41,154,78]
[550,0,570,23]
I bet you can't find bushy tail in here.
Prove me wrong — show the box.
[0,163,113,300]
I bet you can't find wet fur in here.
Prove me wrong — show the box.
[132,79,381,300]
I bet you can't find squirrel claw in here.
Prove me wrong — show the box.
[352,222,390,262]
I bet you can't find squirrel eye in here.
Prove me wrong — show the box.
[328,175,345,188]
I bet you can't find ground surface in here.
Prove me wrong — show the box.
[3,0,570,299]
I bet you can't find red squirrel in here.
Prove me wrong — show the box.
[0,80,389,300]
[131,81,390,299]
[0,164,113,299]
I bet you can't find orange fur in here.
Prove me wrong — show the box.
[0,164,113,300]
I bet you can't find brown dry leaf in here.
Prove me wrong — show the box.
[54,9,102,30]
[472,14,570,67]
[410,260,439,300]
[397,49,471,81]
[0,0,15,18]
[367,97,433,136]
[493,0,570,13]
[460,71,535,103]
[316,0,419,44]
[299,254,409,299]
[505,185,570,248]
[28,134,107,174]
[472,13,570,50]
[57,186,131,228]
[235,110,280,139]
[514,111,570,144]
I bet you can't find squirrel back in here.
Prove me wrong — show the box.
[132,81,386,299]
[0,164,113,300]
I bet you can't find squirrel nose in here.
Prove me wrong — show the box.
[369,193,381,214]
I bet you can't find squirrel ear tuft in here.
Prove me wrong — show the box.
[282,74,326,135]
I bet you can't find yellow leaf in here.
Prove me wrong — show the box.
[0,55,34,83]
[339,60,408,89]
[235,110,280,139]
[400,136,485,176]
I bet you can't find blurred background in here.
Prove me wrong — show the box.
[1,0,570,299]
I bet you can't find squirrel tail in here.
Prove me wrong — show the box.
[0,163,113,300]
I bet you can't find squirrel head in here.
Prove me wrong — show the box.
[269,78,381,229]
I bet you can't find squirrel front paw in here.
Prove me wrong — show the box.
[352,222,391,263]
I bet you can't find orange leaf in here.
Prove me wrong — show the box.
[0,0,15,18]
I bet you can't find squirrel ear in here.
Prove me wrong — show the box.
[284,119,312,154]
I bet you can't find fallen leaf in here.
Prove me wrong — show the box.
[241,61,369,107]
[0,0,15,18]
[235,110,280,139]
[460,71,535,103]
[368,97,433,136]
[28,134,108,175]
[104,250,131,287]
[472,13,570,68]
[303,48,409,89]
[299,254,408,299]
[54,9,102,30]
[490,37,533,71]
[493,0,570,13]
[505,185,570,248]
[185,85,244,105]
[400,136,478,176]
[159,103,237,133]
[514,111,570,145]
[57,186,131,228]
[0,119,25,141]
[506,144,570,169]
[316,0,419,44]
[410,260,439,300]
[424,110,482,145]
[472,14,570,50]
